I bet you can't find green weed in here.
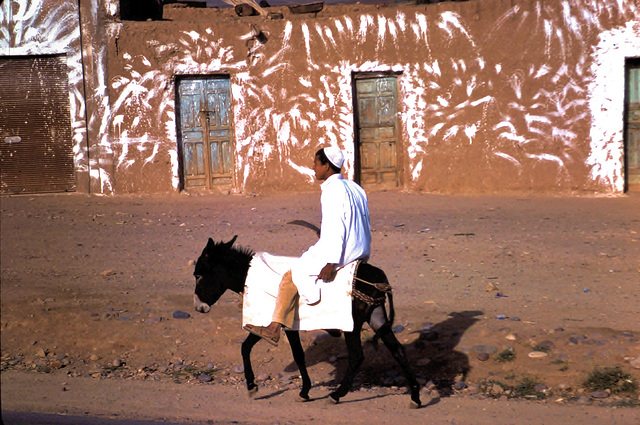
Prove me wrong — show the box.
[513,377,547,399]
[495,349,516,363]
[584,366,638,394]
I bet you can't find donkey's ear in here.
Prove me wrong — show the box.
[225,235,238,247]
[206,237,215,248]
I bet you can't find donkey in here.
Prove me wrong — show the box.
[193,236,422,407]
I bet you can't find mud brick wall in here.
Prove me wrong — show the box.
[4,0,640,194]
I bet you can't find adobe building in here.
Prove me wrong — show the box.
[1,0,639,195]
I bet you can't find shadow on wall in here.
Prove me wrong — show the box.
[286,310,482,396]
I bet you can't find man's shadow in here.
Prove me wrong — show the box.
[284,310,483,398]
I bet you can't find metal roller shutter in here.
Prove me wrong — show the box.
[0,55,76,194]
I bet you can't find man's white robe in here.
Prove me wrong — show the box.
[292,173,371,304]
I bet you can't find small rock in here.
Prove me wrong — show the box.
[477,352,490,362]
[454,381,467,391]
[392,324,405,334]
[233,365,244,373]
[485,282,498,292]
[198,373,213,383]
[173,311,191,319]
[534,383,548,392]
[112,359,122,367]
[100,270,117,277]
[36,348,48,358]
[577,395,590,405]
[505,333,518,341]
[49,361,64,369]
[491,384,504,395]
[630,356,640,369]
[528,351,548,358]
[256,373,270,382]
[307,331,332,345]
[89,354,100,361]
[188,259,196,266]
[589,391,610,399]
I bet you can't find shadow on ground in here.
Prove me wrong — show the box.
[284,310,483,397]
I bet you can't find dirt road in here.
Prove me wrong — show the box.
[1,191,639,423]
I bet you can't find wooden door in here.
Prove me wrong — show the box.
[354,76,399,189]
[177,77,233,191]
[626,59,640,191]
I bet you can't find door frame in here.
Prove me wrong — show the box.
[174,74,235,192]
[351,71,403,189]
[624,57,640,192]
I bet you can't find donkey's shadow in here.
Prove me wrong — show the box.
[284,310,482,397]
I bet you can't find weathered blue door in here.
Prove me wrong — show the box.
[626,59,640,191]
[177,77,233,191]
[354,76,399,189]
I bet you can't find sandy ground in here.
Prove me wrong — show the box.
[1,190,639,424]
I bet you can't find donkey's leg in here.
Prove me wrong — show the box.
[241,332,262,397]
[369,307,422,408]
[329,326,364,404]
[284,330,311,401]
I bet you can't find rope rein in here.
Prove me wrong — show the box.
[354,276,392,292]
[350,261,392,306]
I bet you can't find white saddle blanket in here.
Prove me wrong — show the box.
[242,252,356,332]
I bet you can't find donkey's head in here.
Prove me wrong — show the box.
[193,235,238,313]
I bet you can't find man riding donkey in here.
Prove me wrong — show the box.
[244,147,372,345]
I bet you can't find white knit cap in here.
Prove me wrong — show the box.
[323,147,344,169]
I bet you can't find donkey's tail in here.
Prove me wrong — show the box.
[387,289,395,326]
[371,279,394,349]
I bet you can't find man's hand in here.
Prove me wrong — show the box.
[318,263,337,282]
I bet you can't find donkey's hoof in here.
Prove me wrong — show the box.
[327,393,340,405]
[248,386,258,398]
[296,394,310,403]
[409,399,422,409]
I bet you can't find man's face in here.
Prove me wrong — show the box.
[313,155,331,181]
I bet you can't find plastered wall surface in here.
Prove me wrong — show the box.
[3,0,640,194]
[1,0,90,191]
